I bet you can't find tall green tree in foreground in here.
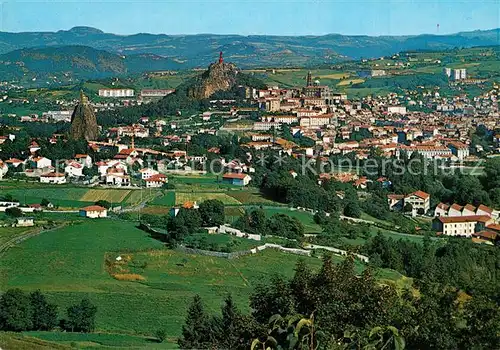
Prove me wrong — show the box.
[30,290,58,331]
[0,288,33,331]
[64,298,97,333]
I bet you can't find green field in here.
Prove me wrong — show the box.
[258,207,323,233]
[0,219,333,338]
[151,191,176,206]
[175,192,241,205]
[1,185,141,209]
[24,331,178,349]
[0,226,38,246]
[0,332,69,349]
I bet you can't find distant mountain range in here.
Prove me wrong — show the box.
[0,26,498,82]
[0,45,183,81]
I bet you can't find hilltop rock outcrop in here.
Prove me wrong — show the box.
[70,91,99,141]
[187,58,239,99]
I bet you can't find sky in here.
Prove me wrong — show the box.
[0,0,499,36]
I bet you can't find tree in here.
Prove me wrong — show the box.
[40,198,50,207]
[95,200,111,209]
[155,328,167,343]
[403,203,413,213]
[64,298,97,333]
[0,289,33,331]
[266,213,304,240]
[167,208,202,242]
[29,290,58,331]
[5,207,23,218]
[178,295,210,349]
[344,200,362,218]
[199,199,225,226]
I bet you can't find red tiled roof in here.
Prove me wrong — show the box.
[80,205,107,212]
[463,204,476,212]
[450,203,463,211]
[409,190,430,200]
[41,172,65,178]
[388,194,405,200]
[477,204,493,214]
[473,230,498,240]
[223,173,249,180]
[145,174,167,182]
[437,215,491,224]
[486,223,500,232]
[436,202,449,210]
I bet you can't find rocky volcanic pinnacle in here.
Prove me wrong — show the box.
[187,60,238,99]
[70,91,99,141]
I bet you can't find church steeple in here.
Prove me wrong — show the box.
[80,90,88,103]
[306,71,312,87]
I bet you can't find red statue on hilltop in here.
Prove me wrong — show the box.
[219,51,223,64]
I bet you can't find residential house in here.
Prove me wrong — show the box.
[432,215,493,237]
[145,174,168,188]
[105,168,130,186]
[434,202,449,217]
[447,142,470,160]
[472,231,498,245]
[74,154,92,168]
[0,160,8,179]
[15,217,34,227]
[29,141,40,153]
[79,205,108,218]
[387,194,405,210]
[64,161,83,177]
[139,168,159,180]
[31,157,52,169]
[5,158,24,169]
[222,173,251,186]
[388,191,430,214]
[40,172,66,184]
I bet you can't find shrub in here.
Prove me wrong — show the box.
[155,328,167,343]
[112,274,146,282]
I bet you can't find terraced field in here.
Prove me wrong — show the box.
[80,189,131,203]
[175,192,241,205]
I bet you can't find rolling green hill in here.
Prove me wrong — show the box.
[0,45,182,81]
[0,26,498,69]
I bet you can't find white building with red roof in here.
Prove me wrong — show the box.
[40,172,66,184]
[79,205,108,219]
[145,174,168,188]
[64,161,83,177]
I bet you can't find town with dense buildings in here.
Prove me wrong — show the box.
[0,24,499,350]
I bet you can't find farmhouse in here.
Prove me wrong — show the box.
[222,173,251,186]
[30,156,52,169]
[15,217,34,227]
[387,190,430,214]
[404,190,431,215]
[139,167,159,180]
[40,172,66,184]
[432,215,493,237]
[64,161,83,177]
[74,154,92,168]
[145,173,168,188]
[79,205,108,219]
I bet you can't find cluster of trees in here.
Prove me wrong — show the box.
[0,289,97,333]
[363,153,500,209]
[141,199,226,245]
[364,233,500,299]
[178,256,500,349]
[234,208,304,240]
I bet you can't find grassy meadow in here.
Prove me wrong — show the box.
[0,219,335,338]
[0,185,146,209]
